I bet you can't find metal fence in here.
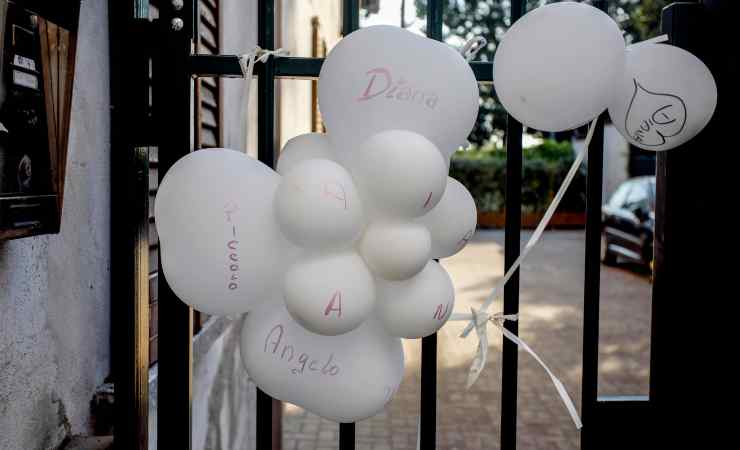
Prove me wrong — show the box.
[107,0,727,449]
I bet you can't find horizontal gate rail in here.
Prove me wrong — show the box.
[188,54,494,82]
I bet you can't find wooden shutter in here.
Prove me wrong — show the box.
[310,16,326,133]
[147,0,222,365]
[148,3,160,366]
[194,0,222,149]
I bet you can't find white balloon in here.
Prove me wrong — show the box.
[284,252,375,336]
[351,130,447,219]
[319,25,479,164]
[418,177,477,259]
[608,42,717,151]
[493,2,625,131]
[277,133,335,175]
[154,149,298,315]
[359,221,431,281]
[275,158,364,249]
[376,261,455,339]
[240,302,405,423]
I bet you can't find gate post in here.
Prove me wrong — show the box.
[156,1,195,449]
[653,1,737,447]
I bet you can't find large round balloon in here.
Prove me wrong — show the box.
[359,221,431,281]
[283,252,375,336]
[351,130,448,219]
[493,2,625,131]
[154,149,298,315]
[275,158,364,249]
[319,25,479,164]
[240,302,405,423]
[277,133,336,175]
[418,177,477,259]
[376,261,455,339]
[608,42,717,151]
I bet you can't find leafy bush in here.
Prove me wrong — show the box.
[450,139,587,214]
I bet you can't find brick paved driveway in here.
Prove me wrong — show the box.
[282,230,652,450]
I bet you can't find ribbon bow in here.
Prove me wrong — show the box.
[445,118,599,430]
[450,308,582,429]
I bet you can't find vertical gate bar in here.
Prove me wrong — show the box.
[109,0,151,447]
[580,3,607,449]
[342,0,359,35]
[580,112,606,450]
[426,0,443,40]
[339,2,359,449]
[419,333,438,450]
[157,1,195,450]
[257,2,277,450]
[501,2,526,450]
[257,0,277,168]
[418,4,443,450]
[652,2,735,448]
[339,423,356,450]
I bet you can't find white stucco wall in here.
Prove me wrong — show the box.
[0,1,112,449]
[277,0,342,148]
[221,0,258,157]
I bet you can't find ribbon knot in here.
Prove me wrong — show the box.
[236,46,288,151]
[451,308,582,429]
[446,119,599,430]
[460,36,488,61]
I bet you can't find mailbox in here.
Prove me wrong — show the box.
[0,0,80,240]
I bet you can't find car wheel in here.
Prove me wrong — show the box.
[601,233,617,265]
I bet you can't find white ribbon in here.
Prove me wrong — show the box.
[628,33,669,49]
[445,117,599,429]
[460,36,488,61]
[450,308,582,429]
[237,46,288,150]
[458,118,597,339]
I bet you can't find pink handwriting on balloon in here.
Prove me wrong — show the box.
[457,229,474,248]
[324,291,343,318]
[322,181,349,210]
[224,202,240,290]
[224,201,238,222]
[356,67,439,109]
[422,191,433,209]
[264,323,341,376]
[433,301,452,321]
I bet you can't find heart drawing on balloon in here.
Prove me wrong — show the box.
[624,79,687,147]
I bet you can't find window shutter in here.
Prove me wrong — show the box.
[146,0,224,365]
[195,0,222,149]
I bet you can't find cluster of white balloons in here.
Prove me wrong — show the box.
[493,1,716,151]
[156,25,479,422]
[155,2,718,424]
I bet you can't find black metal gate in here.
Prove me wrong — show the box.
[110,1,737,449]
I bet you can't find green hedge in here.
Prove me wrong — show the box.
[450,139,587,214]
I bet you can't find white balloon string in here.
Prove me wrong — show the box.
[238,47,288,152]
[627,33,669,49]
[444,118,599,429]
[456,308,582,428]
[456,117,597,339]
[460,36,488,61]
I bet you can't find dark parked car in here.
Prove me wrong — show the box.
[601,176,655,266]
